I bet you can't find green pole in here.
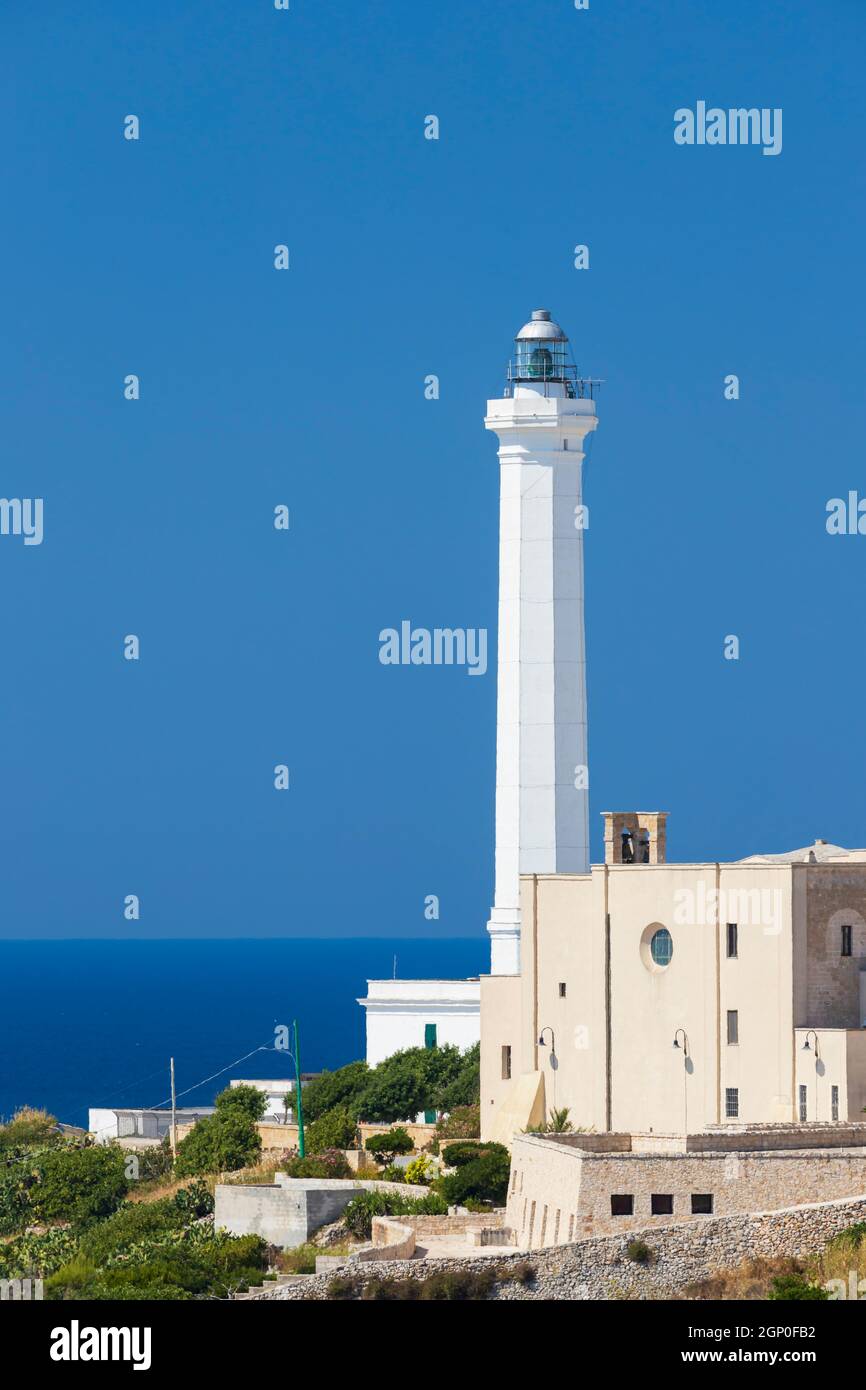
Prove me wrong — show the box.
[293,1019,305,1157]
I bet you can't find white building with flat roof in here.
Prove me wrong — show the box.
[357,978,480,1068]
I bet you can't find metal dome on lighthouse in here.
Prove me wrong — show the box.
[506,309,601,400]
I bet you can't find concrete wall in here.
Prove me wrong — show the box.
[214,1177,416,1249]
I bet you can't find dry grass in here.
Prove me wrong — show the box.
[676,1255,804,1300]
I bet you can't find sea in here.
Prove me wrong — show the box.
[0,938,487,1129]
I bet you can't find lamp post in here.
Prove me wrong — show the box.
[292,1019,305,1157]
[538,1027,557,1115]
[802,1030,820,1122]
[672,1029,689,1135]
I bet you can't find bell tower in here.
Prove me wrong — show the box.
[484,310,600,975]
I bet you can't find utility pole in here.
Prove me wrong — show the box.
[293,1020,305,1158]
[170,1056,178,1163]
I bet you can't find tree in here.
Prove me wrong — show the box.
[213,1084,268,1122]
[305,1107,357,1154]
[434,1106,480,1141]
[365,1127,414,1159]
[359,1046,465,1124]
[29,1145,128,1227]
[436,1149,511,1207]
[175,1084,268,1177]
[301,1062,369,1122]
[435,1044,480,1112]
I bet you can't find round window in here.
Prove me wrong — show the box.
[650,928,673,967]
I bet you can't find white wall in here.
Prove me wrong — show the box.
[359,979,480,1068]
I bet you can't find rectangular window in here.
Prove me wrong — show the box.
[799,1084,808,1122]
[726,1009,739,1045]
[558,982,566,998]
[610,1194,633,1216]
[501,1044,512,1081]
[424,1023,437,1049]
[842,925,853,957]
[831,1085,840,1122]
[651,1194,674,1216]
[726,922,738,958]
[691,1194,714,1214]
[725,1087,739,1118]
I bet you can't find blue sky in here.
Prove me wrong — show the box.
[0,0,864,939]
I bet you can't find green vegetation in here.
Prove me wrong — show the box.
[281,1150,352,1179]
[435,1142,510,1208]
[302,1043,479,1127]
[342,1189,448,1240]
[434,1105,481,1141]
[768,1274,829,1301]
[625,1239,652,1265]
[365,1126,414,1159]
[175,1085,266,1177]
[305,1106,357,1154]
[404,1156,435,1185]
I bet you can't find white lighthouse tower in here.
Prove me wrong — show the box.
[485,310,599,975]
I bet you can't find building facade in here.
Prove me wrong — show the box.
[481,825,866,1140]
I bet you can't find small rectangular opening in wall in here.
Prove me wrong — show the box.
[832,1084,840,1122]
[558,982,566,998]
[651,1194,674,1215]
[691,1193,714,1214]
[842,924,853,957]
[725,1087,739,1118]
[799,1084,808,1122]
[727,1009,739,1045]
[501,1044,512,1081]
[610,1194,633,1216]
[726,922,738,958]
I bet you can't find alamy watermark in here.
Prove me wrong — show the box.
[379,621,487,676]
[0,497,43,546]
[674,102,782,157]
[673,881,782,936]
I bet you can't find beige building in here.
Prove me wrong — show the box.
[481,818,866,1142]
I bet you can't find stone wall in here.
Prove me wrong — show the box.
[507,1131,866,1242]
[246,1191,866,1300]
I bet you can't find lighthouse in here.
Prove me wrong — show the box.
[484,310,600,975]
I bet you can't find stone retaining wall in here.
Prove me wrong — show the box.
[246,1191,866,1300]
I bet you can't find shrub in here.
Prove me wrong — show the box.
[214,1084,269,1122]
[176,1109,261,1177]
[342,1189,448,1241]
[436,1150,510,1207]
[499,1260,534,1285]
[378,1164,407,1183]
[0,1226,78,1280]
[434,1106,480,1141]
[769,1274,829,1301]
[365,1127,414,1159]
[404,1156,435,1186]
[0,1108,60,1153]
[625,1239,651,1265]
[305,1107,357,1155]
[442,1140,508,1169]
[419,1267,495,1300]
[282,1150,352,1180]
[327,1275,359,1300]
[302,1063,370,1123]
[30,1144,128,1228]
